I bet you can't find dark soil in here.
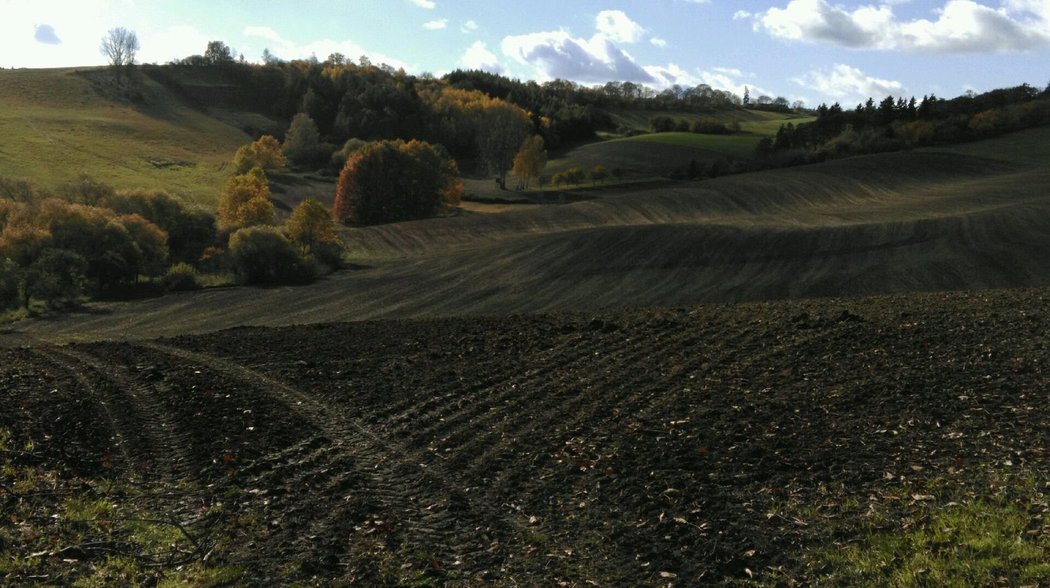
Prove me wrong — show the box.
[2,287,1048,585]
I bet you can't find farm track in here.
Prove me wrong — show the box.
[138,342,533,579]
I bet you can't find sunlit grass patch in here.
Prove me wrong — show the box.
[804,477,1050,587]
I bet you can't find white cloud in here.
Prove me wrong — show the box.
[423,19,448,30]
[499,8,667,85]
[650,36,668,48]
[502,30,656,84]
[409,0,436,8]
[793,63,905,103]
[461,20,479,33]
[595,9,646,43]
[460,40,504,74]
[643,63,698,87]
[755,0,1050,52]
[733,10,753,21]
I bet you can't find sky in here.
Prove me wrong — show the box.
[3,0,1050,107]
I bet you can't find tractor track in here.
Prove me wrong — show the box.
[139,341,535,574]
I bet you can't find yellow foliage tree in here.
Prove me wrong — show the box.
[511,135,547,190]
[285,198,342,265]
[218,167,276,231]
[232,135,287,175]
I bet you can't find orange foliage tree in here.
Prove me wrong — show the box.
[333,140,462,225]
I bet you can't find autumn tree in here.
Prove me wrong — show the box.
[282,113,322,165]
[511,135,547,190]
[334,140,462,225]
[218,168,275,231]
[232,135,287,175]
[477,101,532,188]
[100,27,139,80]
[101,189,216,264]
[285,199,341,267]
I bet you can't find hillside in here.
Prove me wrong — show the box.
[3,287,1048,585]
[0,67,259,204]
[5,126,1050,344]
[551,110,813,178]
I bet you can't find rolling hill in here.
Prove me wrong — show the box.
[4,66,1050,587]
[6,125,1050,344]
[0,67,261,205]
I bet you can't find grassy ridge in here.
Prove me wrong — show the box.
[0,68,251,205]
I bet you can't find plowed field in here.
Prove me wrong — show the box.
[3,287,1048,585]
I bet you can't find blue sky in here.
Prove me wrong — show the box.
[3,0,1049,107]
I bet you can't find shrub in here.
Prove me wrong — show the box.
[160,262,201,292]
[101,189,217,264]
[24,249,88,309]
[0,258,18,311]
[228,226,313,285]
[57,175,115,205]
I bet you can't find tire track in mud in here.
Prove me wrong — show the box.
[38,346,200,486]
[29,347,144,481]
[140,341,533,573]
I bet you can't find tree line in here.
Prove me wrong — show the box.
[759,83,1050,165]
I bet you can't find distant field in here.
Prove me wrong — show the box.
[607,108,811,134]
[618,131,764,159]
[927,124,1050,165]
[550,110,815,179]
[0,67,254,205]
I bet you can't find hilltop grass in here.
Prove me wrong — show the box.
[616,131,764,159]
[927,124,1050,165]
[607,108,810,135]
[0,67,252,206]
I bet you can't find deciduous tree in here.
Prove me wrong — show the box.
[100,27,139,79]
[285,199,340,266]
[477,101,532,188]
[218,168,276,231]
[511,135,547,190]
[334,140,462,225]
[282,113,322,165]
[232,136,287,175]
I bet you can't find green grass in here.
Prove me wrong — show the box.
[0,67,255,206]
[927,124,1050,165]
[790,476,1050,587]
[617,132,765,159]
[607,108,810,135]
[0,426,246,586]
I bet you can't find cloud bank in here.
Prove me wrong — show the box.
[755,0,1050,52]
